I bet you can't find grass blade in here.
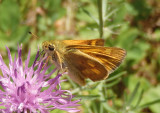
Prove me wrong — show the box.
[81,8,99,24]
[127,82,140,106]
[136,99,160,110]
[105,71,126,82]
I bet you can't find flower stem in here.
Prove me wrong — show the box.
[97,0,104,39]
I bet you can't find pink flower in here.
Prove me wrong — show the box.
[0,45,80,113]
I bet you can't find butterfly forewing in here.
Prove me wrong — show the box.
[62,39,104,46]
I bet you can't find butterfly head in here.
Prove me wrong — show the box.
[42,41,55,54]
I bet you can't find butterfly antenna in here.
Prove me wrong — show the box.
[29,32,39,39]
[37,50,44,58]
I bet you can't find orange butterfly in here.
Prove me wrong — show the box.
[42,39,126,86]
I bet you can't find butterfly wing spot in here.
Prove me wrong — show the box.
[91,41,96,46]
[82,69,90,75]
[87,60,96,67]
[91,69,101,75]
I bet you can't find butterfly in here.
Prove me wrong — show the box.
[42,39,126,86]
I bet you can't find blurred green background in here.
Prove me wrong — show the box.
[0,0,160,113]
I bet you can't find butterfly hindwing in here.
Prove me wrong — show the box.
[64,49,108,85]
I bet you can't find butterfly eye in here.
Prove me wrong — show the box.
[48,45,54,51]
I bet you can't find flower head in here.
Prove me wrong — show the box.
[0,45,80,113]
